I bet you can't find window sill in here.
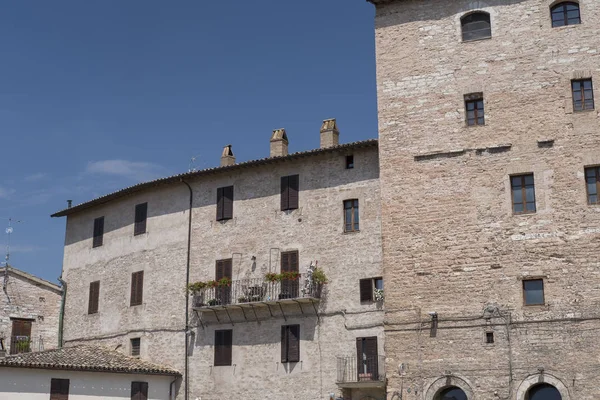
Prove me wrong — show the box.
[512,211,537,216]
[461,36,492,43]
[572,109,596,113]
[343,230,360,235]
[133,232,147,237]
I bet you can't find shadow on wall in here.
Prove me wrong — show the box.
[64,147,379,246]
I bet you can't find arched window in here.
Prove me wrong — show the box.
[461,12,492,41]
[435,386,468,400]
[525,383,562,400]
[551,2,581,27]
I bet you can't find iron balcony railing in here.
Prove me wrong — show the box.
[192,274,322,308]
[337,355,386,384]
[7,336,45,355]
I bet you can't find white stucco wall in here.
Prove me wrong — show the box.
[0,367,174,400]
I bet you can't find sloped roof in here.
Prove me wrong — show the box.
[0,345,180,376]
[51,139,378,218]
[0,266,62,293]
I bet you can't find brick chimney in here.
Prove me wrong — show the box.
[270,128,289,157]
[220,145,235,167]
[320,118,339,148]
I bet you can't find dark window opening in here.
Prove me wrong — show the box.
[346,155,355,169]
[280,251,299,299]
[523,279,545,305]
[215,259,233,305]
[10,319,32,355]
[216,186,234,221]
[131,381,148,400]
[281,324,300,363]
[486,332,494,343]
[131,338,141,357]
[435,387,468,400]
[356,337,378,381]
[88,281,100,315]
[281,175,300,211]
[134,203,148,236]
[551,2,581,27]
[461,12,492,41]
[526,383,562,400]
[585,166,600,205]
[511,174,536,214]
[130,271,144,306]
[344,199,360,232]
[465,93,485,126]
[92,217,104,248]
[572,79,594,111]
[360,277,382,303]
[50,378,70,400]
[214,329,233,366]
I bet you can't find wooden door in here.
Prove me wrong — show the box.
[356,337,378,381]
[280,251,299,299]
[11,319,32,354]
[216,259,232,305]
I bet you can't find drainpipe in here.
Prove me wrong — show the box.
[180,179,193,400]
[57,276,67,348]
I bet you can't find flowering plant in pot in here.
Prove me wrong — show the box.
[312,268,328,285]
[280,271,300,281]
[187,281,207,295]
[265,273,279,283]
[218,277,232,287]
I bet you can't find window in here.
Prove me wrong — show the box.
[281,324,300,363]
[131,338,141,357]
[88,281,100,314]
[134,203,148,236]
[511,174,536,214]
[344,199,360,232]
[92,217,104,248]
[346,155,354,169]
[356,337,378,380]
[360,278,382,302]
[216,186,234,221]
[215,259,233,305]
[214,329,233,366]
[572,79,594,111]
[281,175,299,211]
[130,271,144,306]
[10,319,32,355]
[486,332,494,344]
[551,2,581,27]
[131,381,148,400]
[50,378,70,400]
[280,251,299,299]
[465,93,485,126]
[461,12,491,41]
[435,387,468,400]
[523,279,545,305]
[526,384,562,400]
[585,166,599,204]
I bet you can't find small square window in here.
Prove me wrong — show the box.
[346,155,354,169]
[130,338,141,357]
[523,279,544,306]
[465,93,485,126]
[485,332,494,344]
[585,166,599,205]
[572,79,595,111]
[360,277,383,303]
[511,174,536,214]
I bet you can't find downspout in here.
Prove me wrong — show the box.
[57,276,67,348]
[180,179,193,400]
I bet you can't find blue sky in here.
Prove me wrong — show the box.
[0,1,378,282]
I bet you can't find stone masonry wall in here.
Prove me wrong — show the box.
[373,0,600,399]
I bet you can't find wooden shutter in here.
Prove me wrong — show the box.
[288,175,299,210]
[50,378,69,400]
[88,281,100,314]
[134,203,148,236]
[11,319,32,338]
[131,381,148,400]
[288,325,300,362]
[214,330,232,366]
[130,271,144,306]
[280,176,289,210]
[280,325,288,363]
[93,217,104,248]
[223,186,233,220]
[356,337,378,379]
[281,251,299,273]
[216,187,224,220]
[216,259,232,280]
[360,279,373,302]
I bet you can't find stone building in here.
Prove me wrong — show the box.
[52,120,385,400]
[0,266,62,356]
[368,0,599,399]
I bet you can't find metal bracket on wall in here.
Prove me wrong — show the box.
[292,300,305,316]
[237,305,249,322]
[249,304,260,324]
[193,310,205,330]
[224,308,234,326]
[265,302,275,318]
[310,300,319,321]
[278,302,287,321]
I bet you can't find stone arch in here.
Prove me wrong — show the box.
[516,373,570,400]
[425,375,475,400]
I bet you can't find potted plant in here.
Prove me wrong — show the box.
[280,271,300,281]
[265,272,279,283]
[312,268,328,285]
[238,296,249,303]
[187,281,207,295]
[218,277,232,287]
[374,288,384,302]
[207,298,221,306]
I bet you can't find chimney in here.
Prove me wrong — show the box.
[320,118,339,148]
[67,200,72,209]
[220,145,235,167]
[270,128,289,157]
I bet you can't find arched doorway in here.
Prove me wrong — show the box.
[525,384,562,400]
[434,386,468,400]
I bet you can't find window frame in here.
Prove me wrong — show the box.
[460,11,492,42]
[130,338,141,357]
[130,271,144,307]
[131,381,148,400]
[280,175,300,211]
[216,186,234,221]
[345,155,355,169]
[134,202,148,236]
[571,78,595,112]
[585,166,600,205]
[343,199,360,233]
[214,329,233,366]
[510,174,537,215]
[50,378,70,400]
[92,216,104,248]
[88,281,100,315]
[360,277,382,303]
[464,93,485,126]
[281,324,300,363]
[523,279,545,306]
[551,2,581,28]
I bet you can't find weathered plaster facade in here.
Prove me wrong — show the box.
[58,129,384,400]
[371,0,600,399]
[0,266,62,354]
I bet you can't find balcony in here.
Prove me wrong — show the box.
[3,336,46,355]
[336,356,386,388]
[191,274,322,310]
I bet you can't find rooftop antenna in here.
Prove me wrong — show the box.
[2,218,21,301]
[188,154,206,173]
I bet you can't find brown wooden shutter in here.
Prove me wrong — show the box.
[134,203,148,236]
[216,259,232,280]
[281,325,288,363]
[131,381,148,400]
[130,271,144,306]
[11,319,32,338]
[214,330,232,366]
[365,337,378,377]
[216,187,224,220]
[281,251,299,273]
[360,279,373,302]
[88,281,100,314]
[223,186,233,220]
[288,325,300,362]
[93,217,104,248]
[288,175,299,210]
[280,176,289,210]
[51,378,70,400]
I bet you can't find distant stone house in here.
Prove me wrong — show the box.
[0,345,180,400]
[0,266,62,356]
